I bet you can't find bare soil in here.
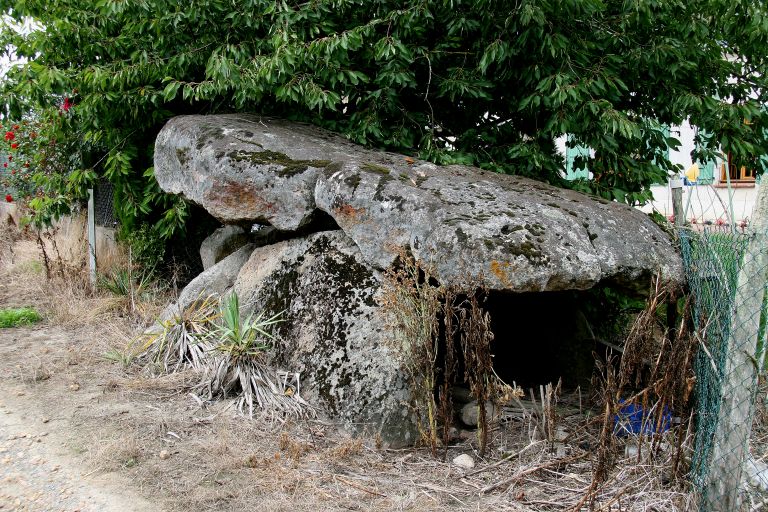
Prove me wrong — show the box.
[0,236,697,512]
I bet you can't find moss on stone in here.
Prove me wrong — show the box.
[175,147,191,166]
[324,162,343,174]
[361,162,391,175]
[197,124,225,149]
[455,227,469,245]
[525,223,546,237]
[344,173,362,191]
[373,172,397,202]
[507,240,548,266]
[227,149,331,177]
[501,224,524,234]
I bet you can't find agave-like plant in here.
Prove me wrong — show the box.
[137,293,220,373]
[197,292,313,418]
[213,292,281,361]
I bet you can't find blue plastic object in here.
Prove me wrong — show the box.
[613,400,672,436]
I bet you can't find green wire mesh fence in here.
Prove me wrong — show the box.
[680,225,768,511]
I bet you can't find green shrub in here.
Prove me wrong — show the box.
[0,307,43,328]
[3,0,768,243]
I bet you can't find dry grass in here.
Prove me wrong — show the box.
[66,366,696,512]
[0,237,168,335]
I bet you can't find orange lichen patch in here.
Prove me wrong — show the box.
[334,203,366,220]
[489,260,512,286]
[205,180,277,213]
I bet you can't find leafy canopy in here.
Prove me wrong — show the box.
[1,0,767,227]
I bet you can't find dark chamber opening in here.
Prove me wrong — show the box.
[482,289,597,390]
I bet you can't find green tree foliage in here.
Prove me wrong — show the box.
[1,0,767,229]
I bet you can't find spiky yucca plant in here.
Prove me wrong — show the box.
[213,292,279,361]
[197,292,312,418]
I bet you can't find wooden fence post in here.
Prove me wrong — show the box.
[670,177,684,227]
[87,188,97,289]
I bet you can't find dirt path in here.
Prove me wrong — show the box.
[0,388,156,512]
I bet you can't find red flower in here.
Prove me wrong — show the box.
[10,143,18,149]
[2,163,6,168]
[4,131,14,141]
[12,125,19,130]
[62,97,73,112]
[7,155,11,162]
[11,170,16,175]
[5,194,12,203]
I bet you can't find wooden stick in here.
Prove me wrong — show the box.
[595,481,633,511]
[479,454,585,494]
[333,475,387,498]
[464,440,544,477]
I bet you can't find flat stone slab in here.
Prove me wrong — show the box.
[154,114,683,292]
[316,163,681,291]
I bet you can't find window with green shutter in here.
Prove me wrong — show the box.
[565,135,590,180]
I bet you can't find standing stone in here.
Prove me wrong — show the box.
[233,230,416,445]
[160,243,255,322]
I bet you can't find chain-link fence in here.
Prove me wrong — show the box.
[680,225,768,511]
[93,179,118,228]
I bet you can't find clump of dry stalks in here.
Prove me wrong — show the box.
[579,275,697,509]
[382,257,698,510]
[379,248,500,457]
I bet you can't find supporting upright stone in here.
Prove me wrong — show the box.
[199,225,250,270]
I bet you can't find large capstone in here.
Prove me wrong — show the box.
[316,164,682,291]
[233,230,415,445]
[154,114,682,292]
